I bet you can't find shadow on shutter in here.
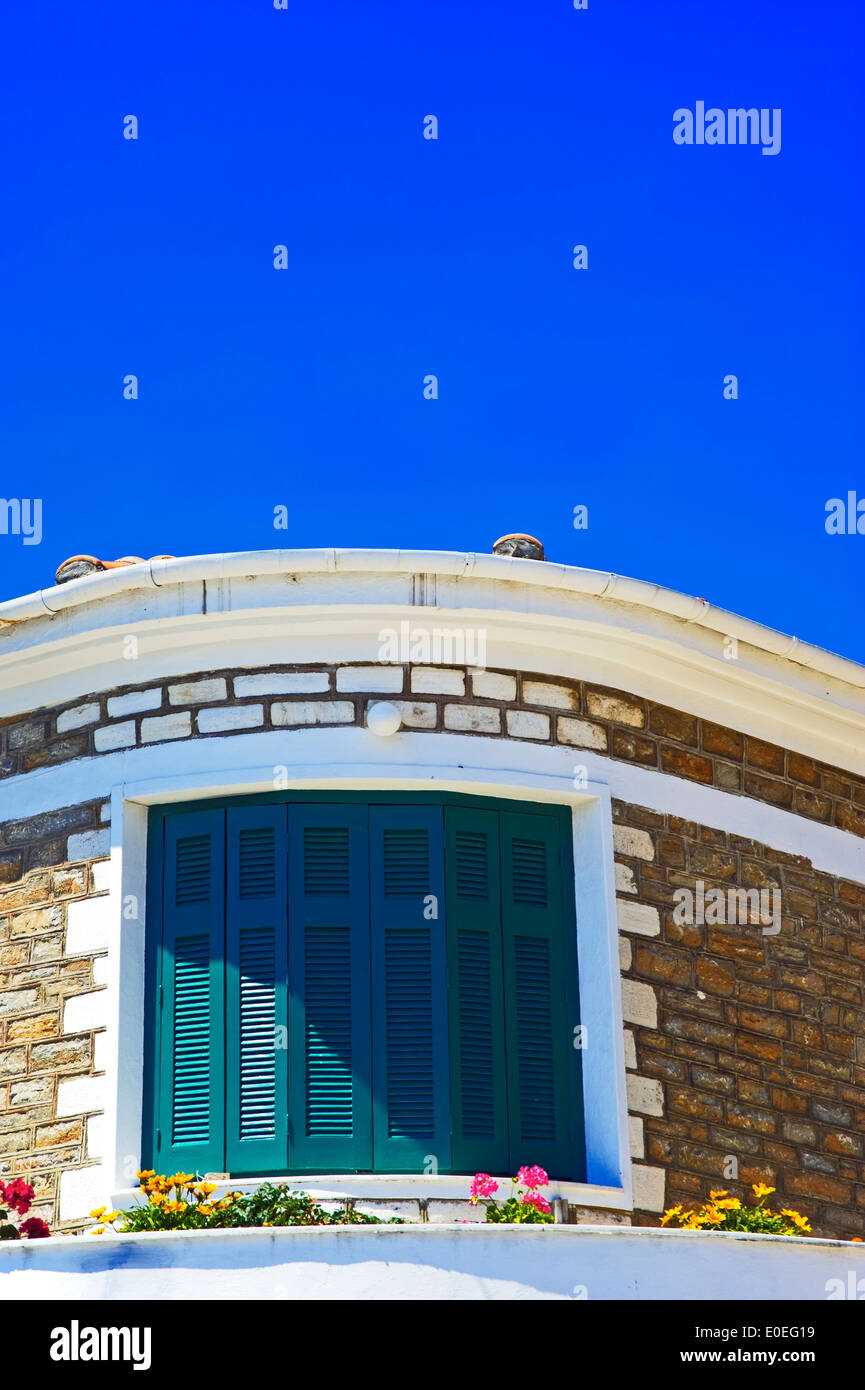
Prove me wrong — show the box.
[226,806,288,1174]
[370,806,451,1172]
[157,810,226,1174]
[288,805,372,1170]
[445,806,509,1174]
[501,811,573,1178]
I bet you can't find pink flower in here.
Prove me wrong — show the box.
[19,1216,50,1239]
[469,1173,499,1203]
[0,1179,34,1216]
[515,1165,549,1191]
[520,1191,551,1214]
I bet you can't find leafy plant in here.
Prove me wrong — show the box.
[0,1178,51,1240]
[661,1183,812,1235]
[469,1165,555,1224]
[89,1172,404,1233]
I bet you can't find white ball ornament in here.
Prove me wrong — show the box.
[366,701,402,737]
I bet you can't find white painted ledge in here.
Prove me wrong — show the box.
[1,1225,862,1301]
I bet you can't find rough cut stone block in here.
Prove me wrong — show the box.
[67,829,111,862]
[336,666,404,693]
[627,1074,664,1117]
[56,703,100,733]
[91,861,112,893]
[59,1165,107,1221]
[107,688,162,717]
[623,1027,637,1069]
[613,826,655,861]
[471,670,516,701]
[617,899,661,937]
[62,990,108,1034]
[167,678,227,705]
[621,979,658,1030]
[586,691,645,727]
[410,668,465,696]
[94,721,136,752]
[65,897,113,957]
[506,710,550,740]
[523,680,578,711]
[140,712,192,743]
[444,704,501,734]
[615,861,637,895]
[197,705,264,733]
[632,1164,666,1213]
[629,1115,645,1159]
[619,935,632,971]
[271,701,354,727]
[391,701,437,729]
[86,1114,105,1160]
[56,1074,106,1117]
[557,717,607,750]
[234,672,329,696]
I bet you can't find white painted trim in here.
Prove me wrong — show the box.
[83,735,633,1212]
[4,1223,863,1301]
[5,728,863,881]
[0,552,862,774]
[2,547,861,687]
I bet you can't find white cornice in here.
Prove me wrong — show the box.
[0,549,862,772]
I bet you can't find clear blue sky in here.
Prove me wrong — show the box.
[1,1,863,662]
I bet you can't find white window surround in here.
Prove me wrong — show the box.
[93,727,632,1214]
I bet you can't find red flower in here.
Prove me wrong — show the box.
[0,1179,34,1216]
[19,1217,50,1239]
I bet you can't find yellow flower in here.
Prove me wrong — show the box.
[149,1192,166,1206]
[136,1170,155,1180]
[104,1210,121,1222]
[197,1182,218,1198]
[780,1209,811,1232]
[92,1226,105,1235]
[89,1206,107,1219]
[198,1204,214,1216]
[660,1205,682,1227]
[709,1190,729,1201]
[714,1198,741,1210]
[752,1183,775,1199]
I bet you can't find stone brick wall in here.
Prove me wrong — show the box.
[615,799,865,1238]
[0,663,862,837]
[0,660,863,1236]
[0,802,109,1231]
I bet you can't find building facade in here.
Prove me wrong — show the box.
[0,549,863,1237]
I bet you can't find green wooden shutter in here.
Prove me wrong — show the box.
[444,805,509,1174]
[156,809,226,1174]
[369,806,451,1172]
[500,810,573,1177]
[287,804,372,1170]
[225,805,288,1174]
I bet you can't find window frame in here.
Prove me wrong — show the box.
[142,789,586,1182]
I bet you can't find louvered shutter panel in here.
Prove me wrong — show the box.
[225,805,288,1173]
[157,810,226,1174]
[287,804,372,1170]
[369,806,451,1171]
[444,805,509,1173]
[500,810,573,1176]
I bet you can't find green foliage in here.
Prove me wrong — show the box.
[484,1197,553,1225]
[92,1173,405,1234]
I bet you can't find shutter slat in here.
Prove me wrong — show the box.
[226,806,288,1173]
[371,806,451,1171]
[288,804,372,1170]
[501,810,575,1177]
[157,810,226,1173]
[445,806,509,1173]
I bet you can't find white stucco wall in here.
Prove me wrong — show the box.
[2,1225,864,1302]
